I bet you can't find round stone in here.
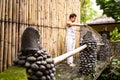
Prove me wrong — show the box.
[39,65,46,70]
[25,62,31,68]
[36,71,43,76]
[46,64,51,69]
[18,60,26,65]
[31,63,39,70]
[41,76,46,80]
[27,56,36,62]
[41,61,47,65]
[36,61,42,65]
[37,56,43,61]
[46,58,53,64]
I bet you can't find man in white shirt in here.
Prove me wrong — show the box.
[66,13,86,67]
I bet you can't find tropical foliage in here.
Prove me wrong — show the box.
[80,0,101,23]
[96,0,120,21]
[98,59,120,80]
[110,27,120,41]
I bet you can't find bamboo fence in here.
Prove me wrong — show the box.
[0,0,81,72]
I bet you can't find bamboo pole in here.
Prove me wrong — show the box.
[18,0,22,40]
[37,0,43,49]
[3,0,9,70]
[17,0,21,51]
[43,0,46,48]
[31,0,34,25]
[54,0,58,57]
[15,0,19,57]
[32,0,36,25]
[44,0,50,52]
[12,0,16,62]
[29,0,32,24]
[53,44,87,64]
[26,0,28,25]
[0,0,2,19]
[0,0,3,72]
[0,0,6,72]
[48,0,52,54]
[34,0,37,26]
[41,0,44,46]
[57,0,61,56]
[59,0,66,55]
[32,0,37,29]
[51,0,58,57]
[18,0,23,50]
[54,42,103,64]
[7,0,12,66]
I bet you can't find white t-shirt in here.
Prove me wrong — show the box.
[66,22,76,39]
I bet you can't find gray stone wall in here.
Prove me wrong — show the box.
[110,41,120,57]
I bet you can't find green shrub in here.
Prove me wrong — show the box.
[110,27,120,41]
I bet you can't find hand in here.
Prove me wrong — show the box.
[84,23,88,27]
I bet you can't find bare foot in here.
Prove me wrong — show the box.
[68,63,76,67]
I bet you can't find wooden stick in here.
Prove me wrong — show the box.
[53,44,87,64]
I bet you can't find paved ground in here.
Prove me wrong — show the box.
[55,58,106,80]
[55,58,81,80]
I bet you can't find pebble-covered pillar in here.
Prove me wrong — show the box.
[14,27,56,80]
[79,31,97,77]
[97,33,110,61]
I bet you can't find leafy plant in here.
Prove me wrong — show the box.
[80,0,101,23]
[97,59,120,80]
[96,0,120,22]
[110,27,120,41]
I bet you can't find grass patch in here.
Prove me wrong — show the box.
[0,66,27,80]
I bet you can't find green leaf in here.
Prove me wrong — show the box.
[111,70,120,76]
[96,0,120,21]
[113,76,118,80]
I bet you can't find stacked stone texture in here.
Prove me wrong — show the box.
[79,31,97,77]
[14,49,56,80]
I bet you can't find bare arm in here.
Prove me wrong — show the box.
[66,22,87,27]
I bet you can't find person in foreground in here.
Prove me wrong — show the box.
[66,13,87,67]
